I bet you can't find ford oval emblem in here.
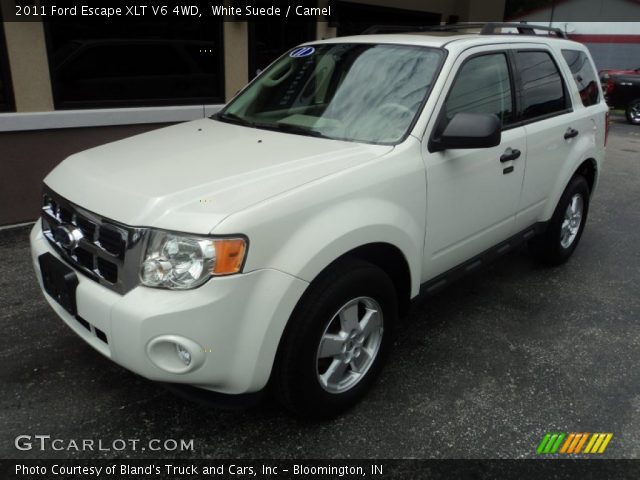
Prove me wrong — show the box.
[54,224,83,250]
[289,46,315,58]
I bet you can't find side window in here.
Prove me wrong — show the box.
[444,53,514,128]
[514,51,567,120]
[0,19,14,112]
[561,49,600,107]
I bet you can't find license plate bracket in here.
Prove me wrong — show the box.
[39,253,79,315]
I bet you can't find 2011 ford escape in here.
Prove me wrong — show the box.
[30,23,608,418]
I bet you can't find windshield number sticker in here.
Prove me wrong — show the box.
[290,47,315,58]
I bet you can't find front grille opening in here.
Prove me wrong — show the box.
[44,196,57,214]
[74,316,109,345]
[76,217,96,240]
[59,207,73,223]
[97,257,118,283]
[98,226,125,257]
[75,316,91,331]
[95,328,108,344]
[74,247,93,270]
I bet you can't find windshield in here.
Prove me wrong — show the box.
[217,43,443,144]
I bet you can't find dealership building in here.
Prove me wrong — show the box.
[0,0,638,226]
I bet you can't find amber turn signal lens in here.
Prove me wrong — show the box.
[213,239,247,275]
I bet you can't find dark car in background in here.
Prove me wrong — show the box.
[599,67,640,81]
[603,73,640,125]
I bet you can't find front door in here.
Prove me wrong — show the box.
[422,50,526,280]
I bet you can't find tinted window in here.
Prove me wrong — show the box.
[60,45,188,79]
[444,53,514,127]
[47,22,224,108]
[562,49,600,107]
[515,51,567,120]
[0,20,13,112]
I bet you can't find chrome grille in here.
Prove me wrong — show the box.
[41,186,148,294]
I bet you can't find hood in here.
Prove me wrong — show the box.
[45,118,393,233]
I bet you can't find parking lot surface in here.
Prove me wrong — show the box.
[1,117,639,459]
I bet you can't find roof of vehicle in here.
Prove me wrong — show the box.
[313,32,583,50]
[309,21,587,51]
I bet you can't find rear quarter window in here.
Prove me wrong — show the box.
[561,49,600,107]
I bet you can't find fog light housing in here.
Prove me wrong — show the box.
[175,343,192,366]
[146,335,205,374]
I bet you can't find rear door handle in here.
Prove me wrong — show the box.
[500,148,521,163]
[564,128,579,139]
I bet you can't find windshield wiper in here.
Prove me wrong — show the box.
[214,112,256,127]
[267,122,331,139]
[215,113,331,139]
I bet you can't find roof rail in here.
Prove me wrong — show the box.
[362,22,567,39]
[480,22,567,38]
[362,24,438,35]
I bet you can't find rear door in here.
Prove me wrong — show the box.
[512,48,579,230]
[422,49,527,280]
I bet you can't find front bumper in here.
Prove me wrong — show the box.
[30,222,308,394]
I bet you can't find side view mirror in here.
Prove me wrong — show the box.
[431,112,501,151]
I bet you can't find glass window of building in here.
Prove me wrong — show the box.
[0,19,14,112]
[46,20,224,109]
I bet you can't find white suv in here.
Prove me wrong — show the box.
[30,24,608,418]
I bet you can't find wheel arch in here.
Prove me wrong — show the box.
[543,156,600,221]
[575,158,598,193]
[320,242,413,316]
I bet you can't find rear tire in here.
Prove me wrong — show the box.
[529,175,590,265]
[626,98,640,125]
[272,258,397,419]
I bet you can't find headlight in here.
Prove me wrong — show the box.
[140,230,247,290]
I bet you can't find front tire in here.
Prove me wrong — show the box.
[272,259,397,419]
[529,175,590,265]
[626,98,640,125]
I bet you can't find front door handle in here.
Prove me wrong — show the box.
[564,128,579,139]
[500,148,521,163]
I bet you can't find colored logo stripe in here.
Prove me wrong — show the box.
[536,433,565,454]
[559,433,576,453]
[538,433,612,454]
[584,433,613,454]
[562,433,589,454]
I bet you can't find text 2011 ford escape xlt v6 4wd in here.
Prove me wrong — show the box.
[30,23,607,418]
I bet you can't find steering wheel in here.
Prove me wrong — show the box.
[262,64,294,88]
